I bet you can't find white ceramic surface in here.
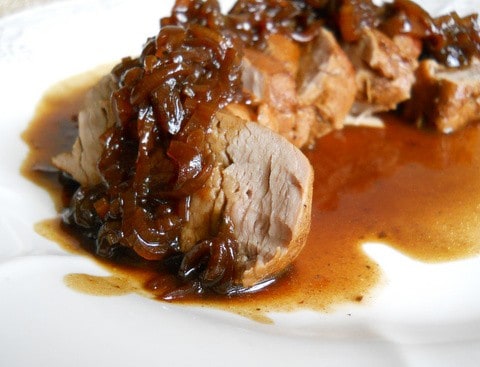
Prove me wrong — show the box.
[1,1,480,366]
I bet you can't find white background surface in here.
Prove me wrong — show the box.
[1,1,480,366]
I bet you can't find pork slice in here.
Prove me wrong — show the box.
[297,27,356,130]
[52,74,117,186]
[242,46,317,148]
[345,28,419,115]
[219,112,313,286]
[182,111,313,287]
[404,59,480,133]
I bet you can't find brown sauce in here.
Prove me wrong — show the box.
[22,71,480,320]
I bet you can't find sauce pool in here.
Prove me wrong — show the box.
[22,71,480,320]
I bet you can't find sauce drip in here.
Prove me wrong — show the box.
[22,72,480,317]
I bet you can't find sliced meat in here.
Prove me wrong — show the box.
[345,28,420,115]
[52,74,117,186]
[242,29,365,147]
[404,59,480,133]
[218,112,313,286]
[182,111,313,287]
[242,46,315,148]
[297,27,356,131]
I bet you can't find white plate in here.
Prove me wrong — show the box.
[1,1,480,366]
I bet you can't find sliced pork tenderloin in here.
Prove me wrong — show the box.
[223,118,313,286]
[182,111,313,287]
[297,27,357,132]
[242,46,316,148]
[404,59,480,133]
[344,28,420,116]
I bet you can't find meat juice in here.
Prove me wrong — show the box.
[22,72,480,318]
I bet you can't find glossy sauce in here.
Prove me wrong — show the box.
[22,72,480,319]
